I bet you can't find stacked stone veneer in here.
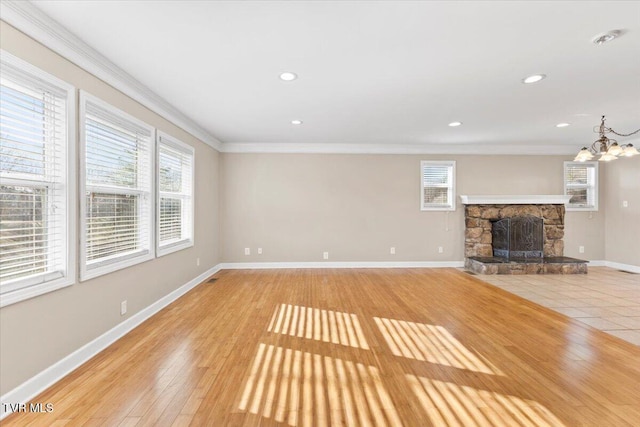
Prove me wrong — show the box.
[464,204,565,258]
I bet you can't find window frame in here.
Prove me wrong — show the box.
[156,131,195,257]
[564,161,598,211]
[420,160,456,211]
[79,91,155,281]
[0,50,76,307]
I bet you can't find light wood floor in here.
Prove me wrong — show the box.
[4,268,640,426]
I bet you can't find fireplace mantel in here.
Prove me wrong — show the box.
[459,195,571,205]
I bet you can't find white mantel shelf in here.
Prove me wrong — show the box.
[459,195,571,205]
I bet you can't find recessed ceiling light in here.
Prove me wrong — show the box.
[522,74,546,84]
[279,72,297,81]
[592,30,622,45]
[556,123,571,128]
[291,120,303,125]
[448,121,463,127]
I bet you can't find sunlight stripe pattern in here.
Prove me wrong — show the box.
[268,304,369,350]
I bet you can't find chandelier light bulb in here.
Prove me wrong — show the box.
[606,142,623,156]
[622,144,640,157]
[598,152,617,162]
[574,147,594,162]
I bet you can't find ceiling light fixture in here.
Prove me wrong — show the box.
[279,72,297,81]
[574,115,640,162]
[592,30,622,45]
[556,123,571,128]
[448,121,462,127]
[291,120,303,125]
[522,74,546,84]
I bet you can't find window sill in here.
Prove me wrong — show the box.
[157,239,194,257]
[0,275,74,308]
[566,206,599,212]
[81,250,154,282]
[421,206,456,212]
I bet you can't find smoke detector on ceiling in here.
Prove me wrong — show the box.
[592,30,624,45]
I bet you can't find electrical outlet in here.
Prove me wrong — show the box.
[579,246,585,254]
[258,248,263,255]
[623,200,628,208]
[438,246,444,254]
[244,248,250,255]
[323,251,329,260]
[196,257,200,266]
[390,247,396,255]
[120,300,127,316]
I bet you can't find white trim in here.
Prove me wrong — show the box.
[0,0,222,152]
[564,161,599,211]
[156,131,195,257]
[459,195,571,205]
[0,264,221,421]
[0,50,77,307]
[604,261,640,274]
[421,160,456,211]
[79,90,156,281]
[220,142,579,155]
[219,261,465,269]
[587,260,606,267]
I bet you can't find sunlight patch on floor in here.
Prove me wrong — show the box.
[238,343,401,427]
[407,375,566,427]
[268,303,369,349]
[374,317,503,375]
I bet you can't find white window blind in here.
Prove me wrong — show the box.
[0,51,75,306]
[564,161,598,211]
[157,132,194,256]
[80,92,154,280]
[421,161,456,211]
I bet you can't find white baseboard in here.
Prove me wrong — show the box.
[218,261,465,269]
[604,261,640,274]
[587,259,640,273]
[0,264,221,420]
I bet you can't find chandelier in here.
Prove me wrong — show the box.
[574,116,640,162]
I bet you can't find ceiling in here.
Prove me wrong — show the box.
[19,1,640,152]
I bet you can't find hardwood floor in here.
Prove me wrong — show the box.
[4,268,640,426]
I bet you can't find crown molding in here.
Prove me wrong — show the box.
[0,0,223,151]
[220,142,578,155]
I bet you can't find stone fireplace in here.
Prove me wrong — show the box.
[460,195,587,274]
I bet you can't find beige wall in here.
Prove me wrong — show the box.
[603,156,640,266]
[221,153,605,263]
[0,22,220,395]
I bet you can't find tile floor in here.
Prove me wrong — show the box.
[474,266,640,345]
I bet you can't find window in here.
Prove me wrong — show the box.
[564,161,598,211]
[421,161,456,211]
[80,92,154,280]
[0,51,75,306]
[156,132,194,256]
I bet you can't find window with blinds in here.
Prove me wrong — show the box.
[564,161,598,211]
[80,91,154,280]
[157,132,194,256]
[0,51,75,306]
[421,161,456,211]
